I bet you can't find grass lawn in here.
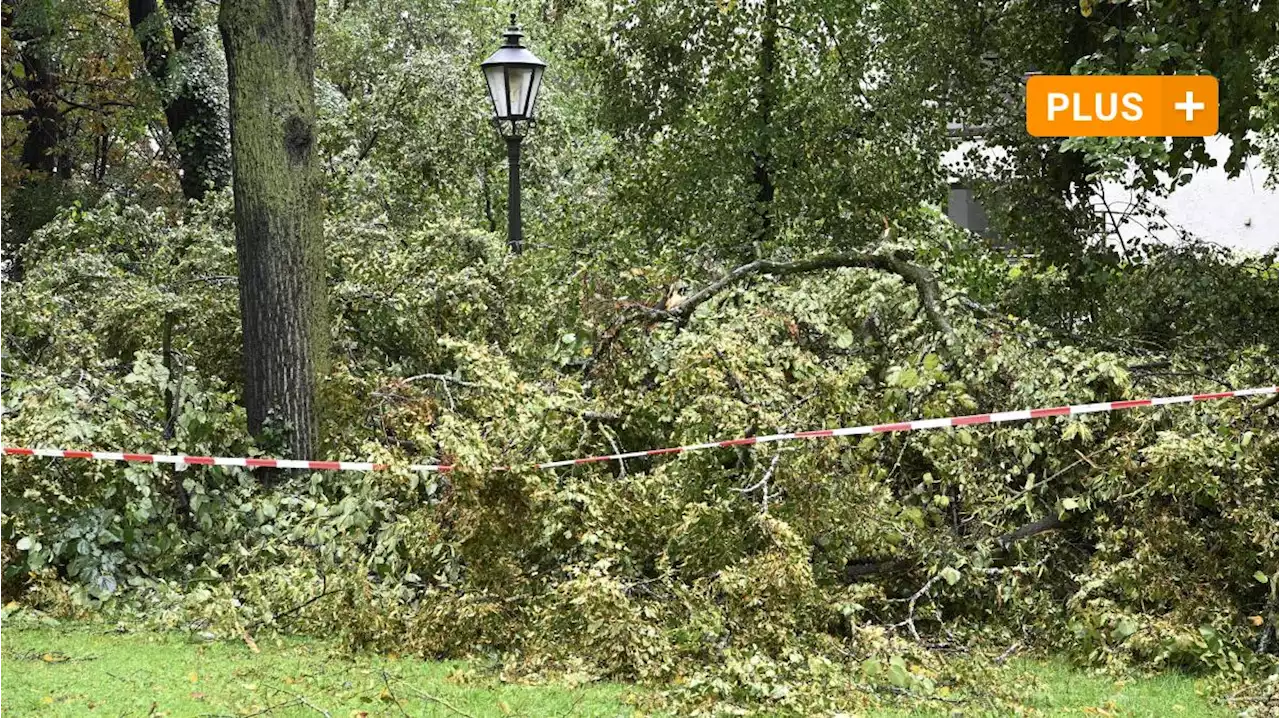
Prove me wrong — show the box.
[2,624,636,717]
[864,657,1236,718]
[993,659,1235,718]
[1,622,1236,717]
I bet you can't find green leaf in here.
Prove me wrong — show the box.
[1112,616,1138,640]
[940,566,961,585]
[887,661,909,688]
[902,506,924,528]
[892,367,920,389]
[1061,497,1079,510]
[1255,571,1269,584]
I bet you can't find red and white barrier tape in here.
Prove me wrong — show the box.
[3,386,1275,474]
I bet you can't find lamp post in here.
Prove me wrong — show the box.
[482,14,546,254]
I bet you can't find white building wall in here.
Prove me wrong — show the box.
[945,136,1278,255]
[1116,137,1277,254]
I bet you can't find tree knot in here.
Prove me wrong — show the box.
[283,115,313,164]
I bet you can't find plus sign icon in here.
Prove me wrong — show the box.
[1174,91,1205,122]
[1026,76,1218,137]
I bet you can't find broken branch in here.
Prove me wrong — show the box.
[641,252,955,340]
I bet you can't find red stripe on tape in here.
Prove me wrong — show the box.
[1031,406,1070,418]
[1193,392,1234,401]
[185,456,216,465]
[246,458,278,468]
[309,461,342,471]
[719,438,758,447]
[122,453,154,462]
[4,447,34,456]
[1110,399,1152,409]
[64,451,93,458]
[952,414,992,426]
[872,422,912,433]
[795,430,834,438]
[575,456,610,464]
[646,447,684,455]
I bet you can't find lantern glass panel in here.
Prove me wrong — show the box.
[527,67,544,117]
[506,66,533,117]
[485,66,508,117]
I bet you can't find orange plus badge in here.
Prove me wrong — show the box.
[1026,75,1218,137]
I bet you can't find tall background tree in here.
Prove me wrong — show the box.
[581,0,949,265]
[3,0,178,272]
[3,0,65,272]
[127,0,231,199]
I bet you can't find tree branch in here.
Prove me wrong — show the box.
[994,513,1067,549]
[402,373,482,388]
[843,512,1073,583]
[1249,394,1278,415]
[641,252,955,340]
[54,92,136,114]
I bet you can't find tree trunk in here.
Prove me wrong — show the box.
[3,0,65,279]
[128,0,231,199]
[749,0,778,254]
[219,0,328,461]
[127,0,169,80]
[17,51,60,174]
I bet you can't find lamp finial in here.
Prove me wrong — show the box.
[501,13,525,46]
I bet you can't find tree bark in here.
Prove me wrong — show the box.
[17,51,60,174]
[749,0,778,253]
[128,0,169,80]
[219,0,328,461]
[128,0,231,199]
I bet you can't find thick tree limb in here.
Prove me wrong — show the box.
[588,252,952,380]
[1250,394,1278,414]
[641,252,955,340]
[995,513,1067,548]
[843,558,913,582]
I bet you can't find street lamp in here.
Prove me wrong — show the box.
[482,14,546,254]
